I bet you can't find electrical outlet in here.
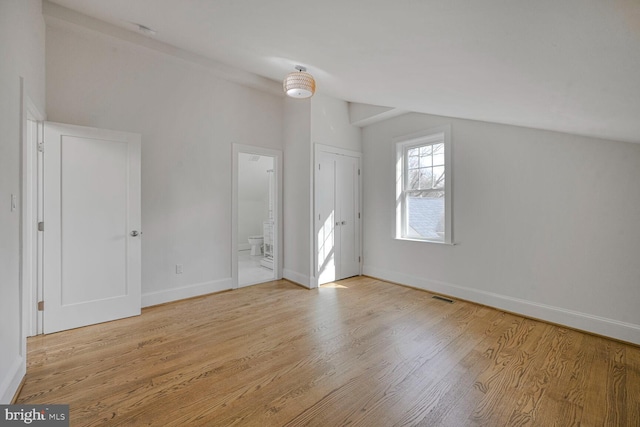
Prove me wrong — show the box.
[176,264,183,274]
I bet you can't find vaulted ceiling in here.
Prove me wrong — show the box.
[47,0,640,143]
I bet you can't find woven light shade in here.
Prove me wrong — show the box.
[283,66,316,98]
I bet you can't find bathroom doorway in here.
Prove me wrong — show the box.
[232,144,283,288]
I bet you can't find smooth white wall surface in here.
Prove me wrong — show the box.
[0,0,46,403]
[362,112,640,344]
[283,97,311,286]
[45,16,283,306]
[349,102,395,125]
[312,94,362,153]
[348,102,407,127]
[238,154,272,246]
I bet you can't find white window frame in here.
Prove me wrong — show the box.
[395,125,452,244]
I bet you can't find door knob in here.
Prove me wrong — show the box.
[341,221,346,225]
[130,230,139,237]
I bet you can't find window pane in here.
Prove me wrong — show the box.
[406,194,445,241]
[408,154,419,168]
[408,147,419,157]
[408,169,420,190]
[433,166,445,189]
[419,145,432,156]
[419,153,431,168]
[433,149,444,166]
[419,168,432,189]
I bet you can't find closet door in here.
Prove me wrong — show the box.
[315,148,361,285]
[336,155,360,279]
[316,151,337,284]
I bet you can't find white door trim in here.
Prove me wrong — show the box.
[315,143,362,160]
[231,144,283,289]
[21,79,45,339]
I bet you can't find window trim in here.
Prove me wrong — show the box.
[395,125,452,244]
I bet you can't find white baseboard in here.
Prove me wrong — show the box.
[283,269,312,289]
[363,265,640,345]
[0,355,25,404]
[309,276,318,289]
[142,278,232,307]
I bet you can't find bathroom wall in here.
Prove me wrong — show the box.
[238,154,273,249]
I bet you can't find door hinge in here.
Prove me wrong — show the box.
[38,222,44,231]
[358,212,360,219]
[358,169,360,175]
[37,142,44,152]
[359,256,361,263]
[318,164,321,170]
[37,301,44,311]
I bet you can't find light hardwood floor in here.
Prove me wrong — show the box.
[18,277,640,426]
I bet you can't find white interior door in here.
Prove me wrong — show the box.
[43,122,141,334]
[316,151,337,284]
[336,155,360,279]
[315,146,361,285]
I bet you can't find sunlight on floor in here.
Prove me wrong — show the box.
[319,283,348,289]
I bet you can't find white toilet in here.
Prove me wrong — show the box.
[248,236,263,256]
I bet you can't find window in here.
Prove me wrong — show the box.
[395,125,452,244]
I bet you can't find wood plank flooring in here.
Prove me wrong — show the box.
[17,277,640,426]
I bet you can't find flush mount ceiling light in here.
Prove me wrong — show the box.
[283,66,316,98]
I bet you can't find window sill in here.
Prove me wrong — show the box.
[395,237,455,245]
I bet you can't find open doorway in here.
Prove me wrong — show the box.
[232,144,283,288]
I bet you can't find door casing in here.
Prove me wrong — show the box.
[21,82,45,340]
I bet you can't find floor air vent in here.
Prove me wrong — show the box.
[432,295,454,303]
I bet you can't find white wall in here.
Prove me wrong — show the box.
[311,94,362,152]
[238,154,272,247]
[362,112,640,344]
[283,97,312,286]
[0,0,46,403]
[45,14,283,307]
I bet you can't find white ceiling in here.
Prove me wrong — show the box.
[47,0,640,143]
